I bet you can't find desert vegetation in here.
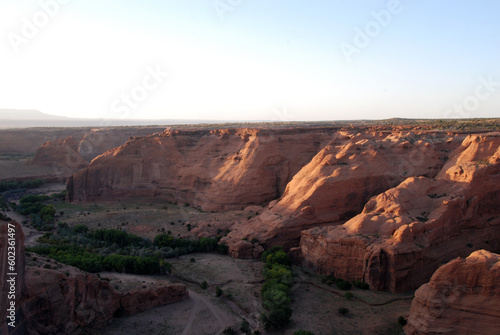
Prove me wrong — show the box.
[260,247,293,330]
[27,223,228,275]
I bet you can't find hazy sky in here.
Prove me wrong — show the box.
[1,0,499,121]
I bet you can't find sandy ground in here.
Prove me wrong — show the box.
[102,254,264,335]
[0,159,60,180]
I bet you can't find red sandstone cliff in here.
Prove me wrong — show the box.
[0,221,188,334]
[32,136,89,171]
[299,133,500,292]
[31,127,166,174]
[221,131,462,257]
[66,128,335,211]
[405,250,500,334]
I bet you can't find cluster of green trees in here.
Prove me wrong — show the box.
[0,179,44,192]
[260,247,293,330]
[14,194,55,230]
[28,243,166,274]
[92,228,146,247]
[28,225,228,275]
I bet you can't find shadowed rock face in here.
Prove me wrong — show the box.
[299,133,500,292]
[31,127,166,174]
[0,221,188,335]
[31,136,89,171]
[222,131,462,256]
[66,127,336,211]
[405,250,500,335]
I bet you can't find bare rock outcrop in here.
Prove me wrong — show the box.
[405,250,500,335]
[32,136,89,171]
[0,221,188,334]
[31,127,166,174]
[299,133,500,292]
[66,128,335,211]
[222,131,462,256]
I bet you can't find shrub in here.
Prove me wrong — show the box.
[222,327,237,335]
[240,319,251,335]
[190,257,195,263]
[267,306,292,329]
[215,286,223,297]
[73,224,88,234]
[200,280,208,289]
[397,316,407,326]
[344,291,354,299]
[353,280,369,290]
[338,307,349,315]
[336,279,352,290]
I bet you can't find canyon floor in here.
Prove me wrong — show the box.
[4,180,409,334]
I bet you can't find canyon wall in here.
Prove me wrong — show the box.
[405,250,500,335]
[299,133,500,292]
[66,127,336,211]
[221,131,462,256]
[31,127,166,173]
[0,221,188,335]
[0,128,89,155]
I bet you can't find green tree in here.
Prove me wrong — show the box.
[40,205,56,223]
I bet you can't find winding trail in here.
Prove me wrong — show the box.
[181,290,232,335]
[3,211,43,247]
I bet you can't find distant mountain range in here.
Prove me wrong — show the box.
[0,109,238,128]
[0,109,69,120]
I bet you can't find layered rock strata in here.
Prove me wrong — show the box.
[299,133,500,292]
[67,128,335,211]
[222,131,462,256]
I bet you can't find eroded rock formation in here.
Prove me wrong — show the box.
[299,133,500,292]
[405,250,500,334]
[0,221,188,335]
[32,136,89,171]
[222,131,462,256]
[31,127,166,174]
[67,127,335,211]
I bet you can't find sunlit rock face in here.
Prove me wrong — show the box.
[299,133,500,292]
[66,127,336,210]
[223,131,462,257]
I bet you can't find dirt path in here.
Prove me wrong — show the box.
[100,272,237,334]
[181,290,232,335]
[3,211,44,247]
